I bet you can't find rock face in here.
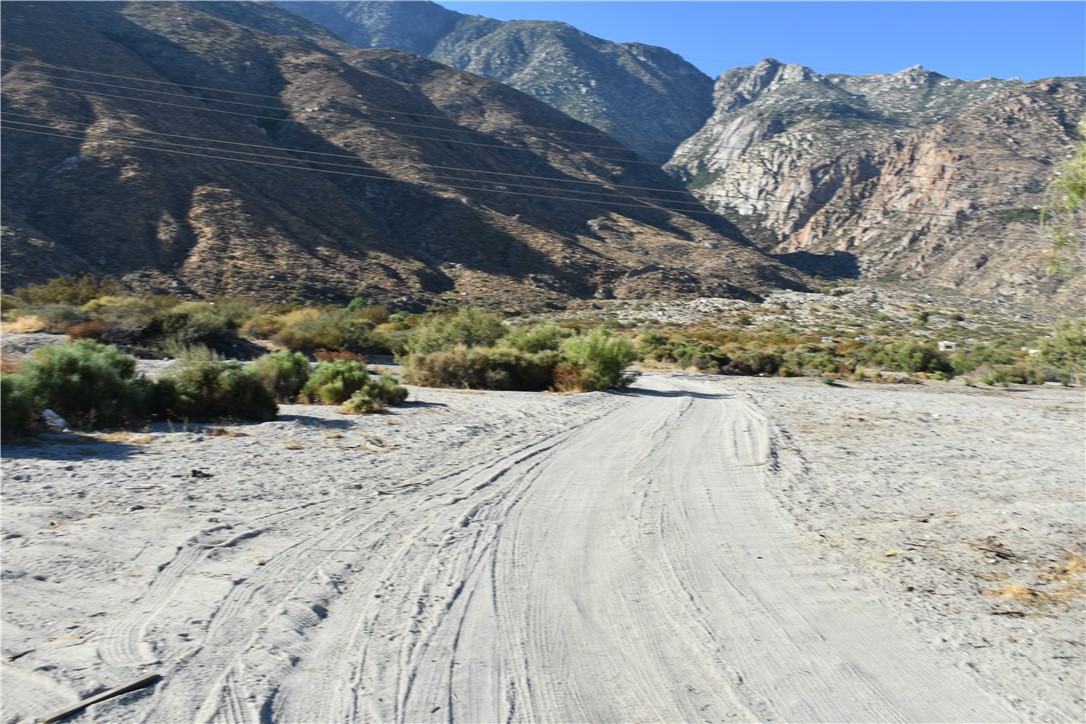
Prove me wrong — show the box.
[0,1,802,308]
[668,59,1085,305]
[275,0,714,159]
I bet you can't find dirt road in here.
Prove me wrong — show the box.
[2,375,1082,723]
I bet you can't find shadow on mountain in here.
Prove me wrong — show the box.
[773,251,860,280]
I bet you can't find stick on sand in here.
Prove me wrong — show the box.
[40,673,162,724]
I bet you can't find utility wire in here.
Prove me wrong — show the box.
[1,55,993,177]
[0,121,989,226]
[0,110,971,220]
[0,110,699,199]
[0,116,708,209]
[0,123,727,217]
[2,65,654,156]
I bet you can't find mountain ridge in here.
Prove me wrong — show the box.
[0,0,804,308]
[274,0,715,158]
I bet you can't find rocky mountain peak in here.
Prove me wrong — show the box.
[275,0,714,158]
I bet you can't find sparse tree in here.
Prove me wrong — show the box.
[1041,122,1086,272]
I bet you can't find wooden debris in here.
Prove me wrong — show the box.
[40,673,162,723]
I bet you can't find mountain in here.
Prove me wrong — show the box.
[274,0,714,159]
[0,1,803,309]
[667,59,1085,305]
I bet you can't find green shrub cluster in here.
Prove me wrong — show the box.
[300,360,372,404]
[408,346,557,390]
[559,329,639,391]
[297,359,408,413]
[639,330,730,373]
[14,339,151,428]
[405,308,506,357]
[340,373,409,414]
[260,308,389,355]
[402,311,637,392]
[1,375,36,438]
[250,350,311,402]
[156,358,278,422]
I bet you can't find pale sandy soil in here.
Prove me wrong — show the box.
[1,373,1083,723]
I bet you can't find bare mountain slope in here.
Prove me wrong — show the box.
[275,0,715,159]
[0,1,803,307]
[667,59,1084,306]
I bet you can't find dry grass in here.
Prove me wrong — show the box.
[0,316,46,333]
[95,431,156,445]
[1,354,22,374]
[985,550,1086,609]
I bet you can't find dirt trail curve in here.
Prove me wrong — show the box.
[12,374,1073,723]
[116,375,1015,723]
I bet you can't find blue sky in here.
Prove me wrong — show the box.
[436,2,1086,81]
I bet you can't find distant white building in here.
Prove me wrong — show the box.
[937,341,957,352]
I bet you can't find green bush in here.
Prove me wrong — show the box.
[34,303,91,333]
[15,340,150,428]
[861,340,953,375]
[340,374,408,414]
[728,349,782,376]
[300,360,371,404]
[13,274,123,306]
[1039,318,1086,384]
[159,301,239,351]
[1,375,37,439]
[158,359,277,422]
[408,346,555,390]
[406,308,506,357]
[559,329,639,391]
[271,308,386,354]
[501,322,570,354]
[249,350,311,402]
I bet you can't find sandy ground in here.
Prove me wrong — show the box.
[1,373,1083,723]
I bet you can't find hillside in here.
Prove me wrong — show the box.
[667,59,1085,305]
[0,1,804,309]
[274,0,715,158]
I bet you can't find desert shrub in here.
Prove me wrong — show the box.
[249,350,311,402]
[16,340,149,428]
[860,340,952,375]
[300,360,371,404]
[660,338,730,372]
[240,313,286,340]
[272,308,386,354]
[86,296,165,345]
[312,349,366,363]
[65,320,109,340]
[1,375,37,439]
[158,359,277,422]
[340,374,408,414]
[637,329,671,359]
[559,329,639,391]
[346,302,390,325]
[34,303,91,333]
[13,274,123,306]
[159,301,239,351]
[406,308,506,357]
[408,346,555,390]
[1039,318,1086,384]
[502,322,570,354]
[728,349,782,376]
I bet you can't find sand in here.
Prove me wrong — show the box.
[2,373,1083,723]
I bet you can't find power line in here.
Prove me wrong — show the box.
[1,55,1002,177]
[0,110,699,199]
[0,124,725,217]
[2,64,654,156]
[0,111,971,220]
[0,116,708,209]
[0,121,994,228]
